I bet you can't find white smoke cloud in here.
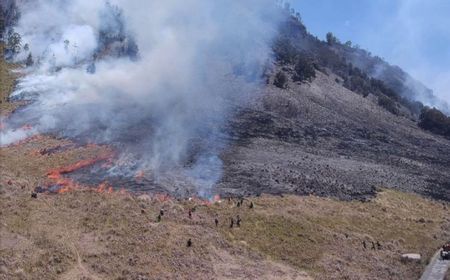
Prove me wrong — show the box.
[1,0,281,196]
[373,0,450,107]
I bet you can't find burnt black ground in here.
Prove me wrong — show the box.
[65,68,450,202]
[217,69,450,201]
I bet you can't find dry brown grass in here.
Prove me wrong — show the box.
[0,44,24,116]
[1,47,449,280]
[1,135,448,279]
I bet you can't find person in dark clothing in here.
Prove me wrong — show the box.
[249,202,254,209]
[236,215,241,227]
[237,201,241,207]
[230,217,234,228]
[188,209,192,219]
[187,239,192,247]
[376,241,382,250]
[215,218,219,227]
[160,209,164,216]
[371,242,376,250]
[157,214,161,222]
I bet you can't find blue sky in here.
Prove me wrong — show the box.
[292,0,450,101]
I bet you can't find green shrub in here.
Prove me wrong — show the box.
[293,56,316,83]
[419,107,450,138]
[25,53,34,67]
[378,95,399,115]
[273,37,298,64]
[274,71,288,89]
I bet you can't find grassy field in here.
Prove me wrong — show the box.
[1,134,449,279]
[1,44,449,280]
[0,44,23,117]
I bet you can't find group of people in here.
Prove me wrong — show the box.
[154,197,255,248]
[363,240,382,250]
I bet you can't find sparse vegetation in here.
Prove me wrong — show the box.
[1,137,449,280]
[273,37,298,64]
[25,53,34,67]
[273,71,288,89]
[419,107,450,138]
[293,55,316,83]
[326,32,339,46]
[0,1,20,40]
[378,95,399,115]
[0,44,21,115]
[272,11,428,117]
[1,3,450,279]
[97,2,139,60]
[5,31,21,57]
[0,6,5,37]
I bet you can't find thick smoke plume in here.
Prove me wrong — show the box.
[1,0,281,197]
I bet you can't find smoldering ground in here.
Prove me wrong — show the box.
[0,0,282,197]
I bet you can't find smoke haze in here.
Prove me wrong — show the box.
[1,0,281,197]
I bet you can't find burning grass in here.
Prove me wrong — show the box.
[1,132,449,279]
[1,51,449,279]
[45,149,115,194]
[1,165,449,280]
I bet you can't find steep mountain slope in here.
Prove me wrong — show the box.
[219,67,450,201]
[274,13,450,115]
[214,12,450,201]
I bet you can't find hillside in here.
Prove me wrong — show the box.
[214,12,450,202]
[273,12,450,116]
[220,68,450,201]
[1,2,450,280]
[1,134,449,279]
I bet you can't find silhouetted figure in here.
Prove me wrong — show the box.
[188,209,192,219]
[249,202,254,209]
[157,214,161,222]
[31,192,37,199]
[237,201,241,207]
[230,218,234,228]
[160,209,164,216]
[376,241,382,250]
[371,242,376,250]
[215,218,219,227]
[187,239,192,247]
[236,215,241,227]
[363,240,367,249]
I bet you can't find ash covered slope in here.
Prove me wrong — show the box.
[2,3,449,201]
[221,70,450,201]
[217,13,450,201]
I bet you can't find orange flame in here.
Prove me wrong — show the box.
[46,150,114,194]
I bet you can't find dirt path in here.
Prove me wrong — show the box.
[420,250,450,280]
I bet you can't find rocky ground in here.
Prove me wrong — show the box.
[220,67,450,201]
